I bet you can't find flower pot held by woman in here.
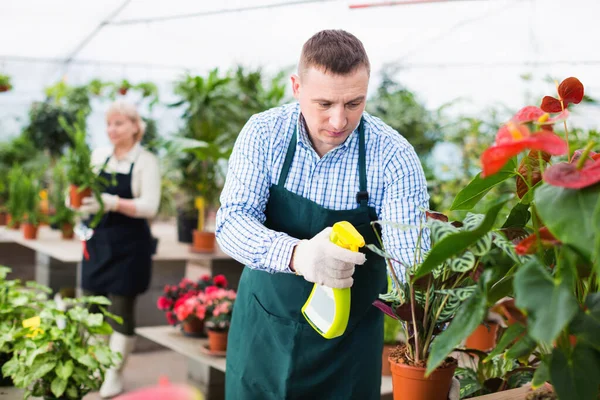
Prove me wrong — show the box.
[69,185,92,209]
[389,345,457,400]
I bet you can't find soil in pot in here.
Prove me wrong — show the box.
[207,329,228,352]
[465,322,499,352]
[389,344,458,400]
[69,185,92,209]
[525,386,557,400]
[191,230,215,253]
[22,223,38,240]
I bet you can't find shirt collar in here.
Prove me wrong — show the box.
[113,142,141,163]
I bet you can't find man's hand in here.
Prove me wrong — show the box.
[290,227,366,288]
[79,194,119,214]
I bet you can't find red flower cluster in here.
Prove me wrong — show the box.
[156,274,229,326]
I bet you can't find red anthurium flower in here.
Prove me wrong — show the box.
[540,77,584,113]
[513,106,569,126]
[515,226,561,255]
[543,156,600,189]
[481,122,568,177]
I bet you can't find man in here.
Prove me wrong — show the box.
[216,30,447,399]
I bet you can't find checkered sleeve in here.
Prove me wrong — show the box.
[215,115,299,274]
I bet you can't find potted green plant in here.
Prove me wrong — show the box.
[442,76,600,399]
[0,74,12,92]
[117,79,131,95]
[49,162,76,239]
[2,295,122,400]
[59,114,106,228]
[20,171,45,240]
[0,266,52,387]
[5,164,26,229]
[371,199,518,400]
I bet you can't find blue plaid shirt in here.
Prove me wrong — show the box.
[215,102,430,279]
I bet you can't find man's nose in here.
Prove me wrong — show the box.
[329,107,347,131]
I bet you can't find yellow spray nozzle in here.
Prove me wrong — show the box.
[330,221,365,252]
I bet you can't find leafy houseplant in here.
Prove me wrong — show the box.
[0,266,51,387]
[60,114,107,229]
[433,77,599,399]
[49,161,76,239]
[5,164,26,229]
[203,286,236,352]
[0,74,12,92]
[20,170,46,240]
[2,295,122,400]
[371,196,523,399]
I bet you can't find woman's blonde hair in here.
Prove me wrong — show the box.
[106,100,147,142]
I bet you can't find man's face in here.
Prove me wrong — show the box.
[291,66,369,157]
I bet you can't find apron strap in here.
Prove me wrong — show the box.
[278,115,369,208]
[356,118,369,207]
[278,125,297,187]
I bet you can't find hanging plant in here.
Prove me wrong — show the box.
[0,74,12,92]
[118,79,131,95]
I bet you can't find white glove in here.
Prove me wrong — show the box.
[448,377,460,400]
[291,227,366,289]
[79,194,119,214]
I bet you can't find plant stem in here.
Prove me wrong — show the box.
[576,141,596,170]
[373,222,402,291]
[554,79,571,160]
[410,284,420,363]
[422,276,432,333]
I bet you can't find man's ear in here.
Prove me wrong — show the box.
[291,74,301,99]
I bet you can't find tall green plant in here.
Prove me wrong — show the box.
[5,164,26,226]
[20,171,44,226]
[49,161,75,227]
[60,113,106,228]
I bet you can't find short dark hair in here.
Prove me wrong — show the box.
[299,29,370,76]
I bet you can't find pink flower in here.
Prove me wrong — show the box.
[201,274,210,282]
[157,296,173,310]
[166,311,177,325]
[213,275,228,287]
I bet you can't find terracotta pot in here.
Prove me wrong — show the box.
[382,344,395,376]
[61,223,74,240]
[0,212,6,226]
[191,230,216,253]
[6,214,19,230]
[22,223,38,240]
[207,329,228,352]
[389,357,457,400]
[181,318,205,337]
[69,185,92,209]
[465,322,499,352]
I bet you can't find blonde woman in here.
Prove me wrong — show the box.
[73,100,161,398]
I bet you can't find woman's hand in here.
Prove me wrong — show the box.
[79,194,119,214]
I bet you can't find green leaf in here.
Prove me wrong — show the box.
[449,251,476,272]
[1,356,19,377]
[570,292,600,351]
[68,307,89,322]
[29,359,56,381]
[514,259,578,344]
[435,286,477,301]
[532,359,550,388]
[82,296,112,306]
[56,360,74,380]
[99,306,123,325]
[12,294,29,306]
[66,385,79,398]
[89,321,114,335]
[450,158,517,211]
[365,244,394,260]
[85,313,103,327]
[426,273,490,375]
[550,344,600,400]
[488,275,514,304]
[77,353,97,369]
[414,196,510,279]
[504,333,536,362]
[535,183,600,262]
[51,377,67,398]
[502,203,531,228]
[484,323,526,362]
[94,346,113,366]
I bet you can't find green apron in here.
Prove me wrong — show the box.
[225,118,387,400]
